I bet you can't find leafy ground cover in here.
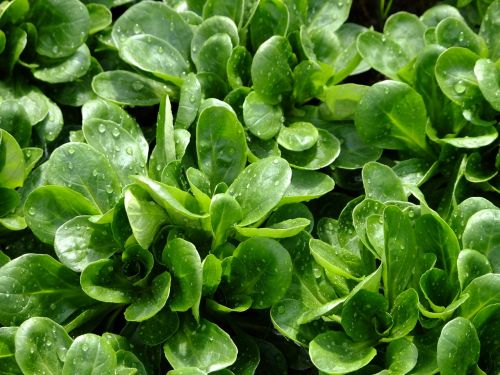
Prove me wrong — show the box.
[0,0,499,373]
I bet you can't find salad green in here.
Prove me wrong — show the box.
[0,0,500,373]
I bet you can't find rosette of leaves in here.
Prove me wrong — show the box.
[352,2,500,215]
[90,0,377,174]
[5,95,336,373]
[270,161,500,374]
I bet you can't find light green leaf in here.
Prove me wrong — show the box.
[25,185,99,245]
[227,156,291,226]
[437,317,480,375]
[31,0,89,58]
[33,44,91,83]
[164,317,237,373]
[62,334,117,375]
[309,331,376,374]
[15,317,73,375]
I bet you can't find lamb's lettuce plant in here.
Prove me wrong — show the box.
[0,0,499,374]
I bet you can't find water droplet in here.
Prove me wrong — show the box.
[92,169,99,177]
[126,147,133,155]
[98,123,106,133]
[133,23,141,34]
[105,185,114,194]
[82,343,89,352]
[68,147,75,155]
[52,45,59,54]
[132,81,144,91]
[28,207,36,215]
[454,81,466,94]
[68,162,73,170]
[112,128,120,138]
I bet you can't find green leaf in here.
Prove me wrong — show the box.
[202,0,244,25]
[435,47,481,107]
[356,30,410,81]
[46,142,121,213]
[162,238,202,315]
[124,271,172,321]
[196,104,247,187]
[459,273,500,319]
[195,33,232,79]
[479,0,500,60]
[36,98,63,142]
[191,16,238,63]
[270,298,327,345]
[341,290,390,341]
[242,91,284,140]
[309,238,364,280]
[362,162,406,202]
[457,249,492,290]
[15,317,73,375]
[383,206,421,306]
[307,0,352,34]
[462,209,500,272]
[437,317,480,375]
[229,334,260,375]
[163,317,237,372]
[474,58,500,111]
[249,0,289,50]
[277,122,318,152]
[0,254,93,325]
[124,185,168,250]
[0,327,21,374]
[92,70,176,106]
[112,1,192,59]
[384,11,426,59]
[0,100,31,147]
[149,95,176,180]
[131,175,207,228]
[436,17,482,55]
[227,156,291,226]
[329,123,382,169]
[136,308,179,346]
[227,46,252,89]
[309,331,376,374]
[210,193,242,248]
[33,44,91,83]
[31,0,89,58]
[80,258,135,303]
[62,334,117,375]
[225,237,292,309]
[387,288,419,341]
[87,3,111,34]
[355,80,430,156]
[83,119,148,185]
[0,81,49,125]
[385,338,418,374]
[202,254,222,297]
[251,36,293,105]
[120,34,189,85]
[54,216,119,272]
[175,73,201,129]
[235,218,310,238]
[0,129,25,189]
[281,129,340,170]
[415,213,460,279]
[281,169,334,204]
[421,4,465,27]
